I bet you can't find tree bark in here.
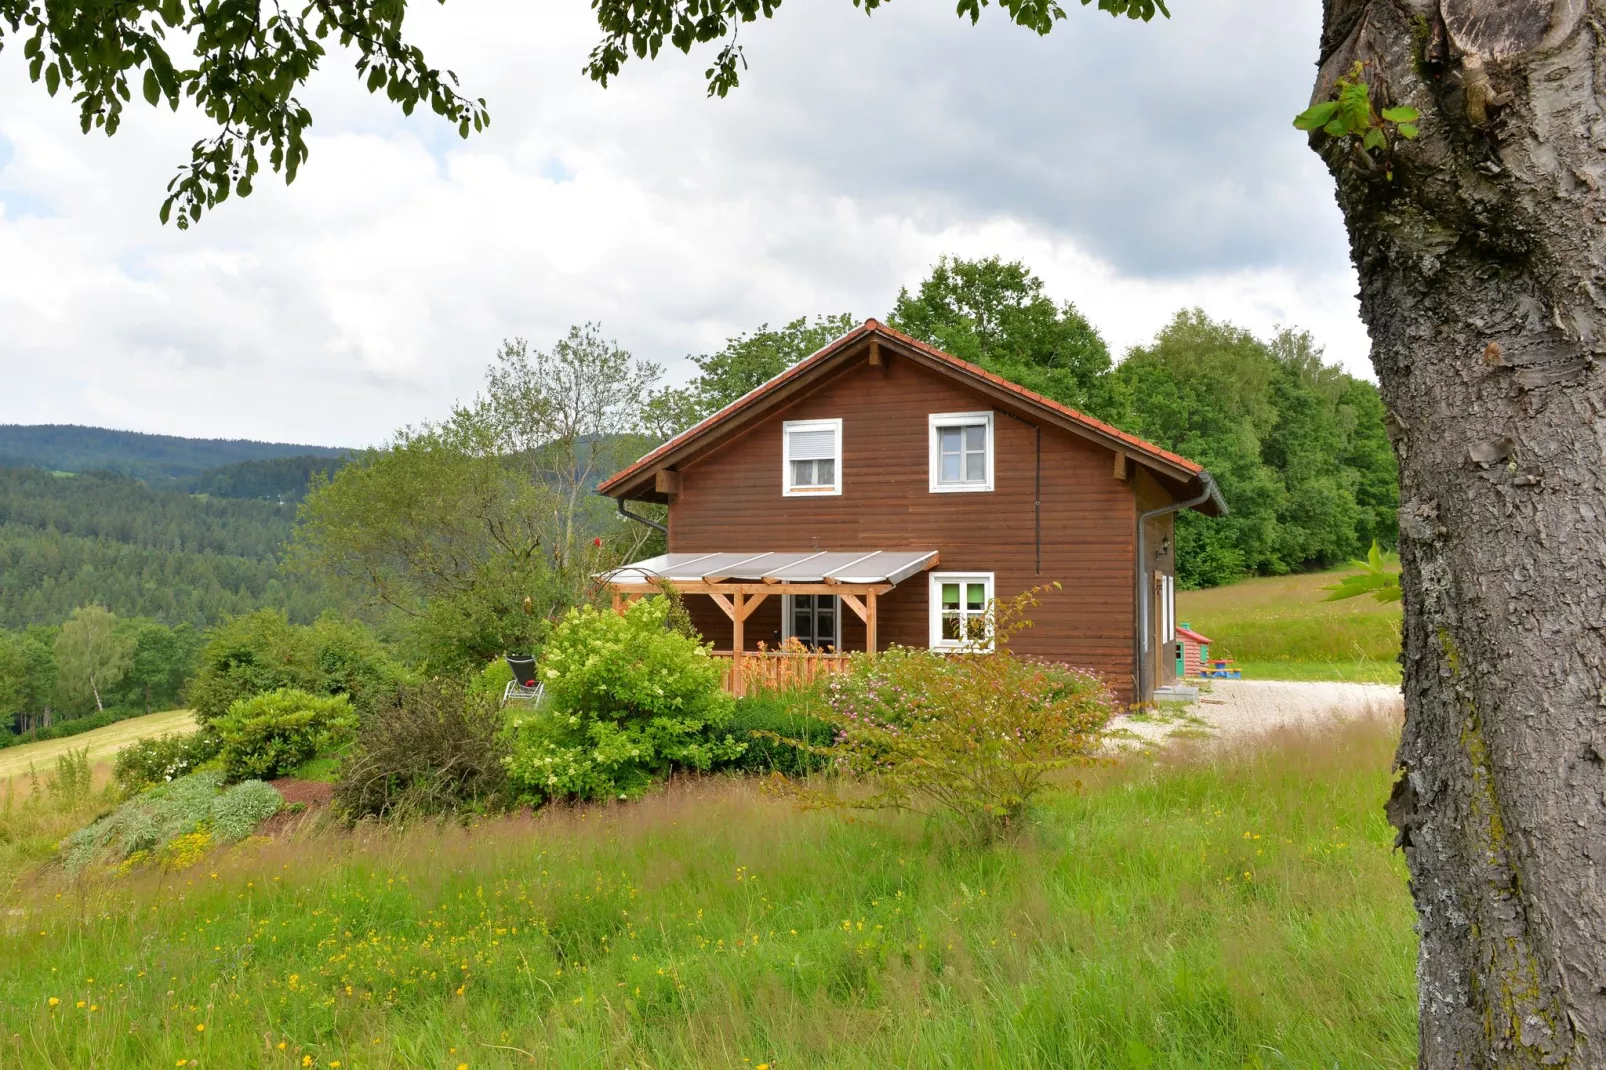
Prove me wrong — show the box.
[1311,1,1606,1064]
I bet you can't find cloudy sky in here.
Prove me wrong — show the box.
[0,0,1361,448]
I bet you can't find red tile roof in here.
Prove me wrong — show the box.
[599,319,1204,497]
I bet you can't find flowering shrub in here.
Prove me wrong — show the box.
[214,688,357,782]
[114,730,223,792]
[799,584,1113,839]
[503,598,744,803]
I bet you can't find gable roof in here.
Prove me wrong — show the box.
[599,319,1220,512]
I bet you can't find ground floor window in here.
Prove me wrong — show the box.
[929,572,994,650]
[783,594,840,651]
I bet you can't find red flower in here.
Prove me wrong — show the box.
[593,537,603,547]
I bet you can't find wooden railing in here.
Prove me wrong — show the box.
[711,650,853,695]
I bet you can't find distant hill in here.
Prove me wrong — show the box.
[0,466,339,628]
[0,424,347,481]
[189,455,350,503]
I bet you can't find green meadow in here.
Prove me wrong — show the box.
[1177,567,1402,684]
[1,718,1416,1069]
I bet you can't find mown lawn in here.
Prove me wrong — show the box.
[0,709,197,782]
[0,719,1416,1069]
[1177,568,1402,684]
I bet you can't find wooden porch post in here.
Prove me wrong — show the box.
[731,592,745,698]
[866,591,877,655]
[612,590,624,616]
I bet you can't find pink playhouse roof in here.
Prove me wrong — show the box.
[1176,625,1212,644]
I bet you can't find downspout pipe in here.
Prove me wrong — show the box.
[616,496,668,535]
[1134,470,1226,705]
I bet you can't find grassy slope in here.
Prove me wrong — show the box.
[0,709,196,783]
[1177,567,1402,684]
[0,720,1416,1069]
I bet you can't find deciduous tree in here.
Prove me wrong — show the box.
[643,315,855,439]
[53,605,132,713]
[890,256,1115,417]
[294,326,663,669]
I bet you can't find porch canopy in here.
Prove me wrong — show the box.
[600,549,939,664]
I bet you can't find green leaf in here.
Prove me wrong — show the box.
[143,68,160,107]
[1292,101,1337,131]
[1362,127,1386,152]
[1381,106,1419,123]
[44,62,60,96]
[1397,122,1419,139]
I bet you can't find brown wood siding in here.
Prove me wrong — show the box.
[665,353,1142,702]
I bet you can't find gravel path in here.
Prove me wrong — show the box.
[1116,679,1402,749]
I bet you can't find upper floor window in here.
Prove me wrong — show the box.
[929,411,994,493]
[783,418,842,496]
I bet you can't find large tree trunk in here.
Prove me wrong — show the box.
[1312,1,1606,1064]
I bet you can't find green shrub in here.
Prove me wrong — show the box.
[504,598,744,803]
[62,769,282,874]
[214,688,356,782]
[335,677,511,821]
[797,585,1114,840]
[114,730,223,792]
[187,611,403,726]
[466,658,515,706]
[724,691,833,777]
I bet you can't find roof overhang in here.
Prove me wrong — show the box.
[600,549,939,594]
[600,320,1221,516]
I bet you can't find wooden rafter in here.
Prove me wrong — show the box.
[607,581,894,597]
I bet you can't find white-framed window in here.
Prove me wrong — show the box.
[928,411,994,493]
[783,594,840,651]
[929,572,995,651]
[782,418,843,496]
[1163,574,1176,643]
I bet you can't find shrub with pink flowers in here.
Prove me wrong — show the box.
[796,583,1113,840]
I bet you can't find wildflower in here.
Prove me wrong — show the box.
[458,1064,469,1070]
[302,1057,313,1067]
[76,1001,86,1008]
[196,1023,206,1032]
[47,997,59,1007]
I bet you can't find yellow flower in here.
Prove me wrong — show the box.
[76,1001,85,1008]
[47,997,59,1007]
[331,1063,342,1068]
[458,1064,469,1070]
[277,1041,287,1050]
[196,1023,206,1032]
[757,1064,771,1069]
[302,1057,313,1067]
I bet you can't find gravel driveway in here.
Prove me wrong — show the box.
[1117,679,1403,749]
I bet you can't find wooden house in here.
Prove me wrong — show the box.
[597,320,1225,704]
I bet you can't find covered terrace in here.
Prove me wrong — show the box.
[601,550,938,694]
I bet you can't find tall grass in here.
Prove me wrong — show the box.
[0,720,1416,1069]
[1,752,118,898]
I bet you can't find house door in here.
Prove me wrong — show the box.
[788,595,840,651]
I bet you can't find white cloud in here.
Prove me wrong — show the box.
[0,0,1366,448]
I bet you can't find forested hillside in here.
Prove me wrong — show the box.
[0,467,336,629]
[0,424,344,481]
